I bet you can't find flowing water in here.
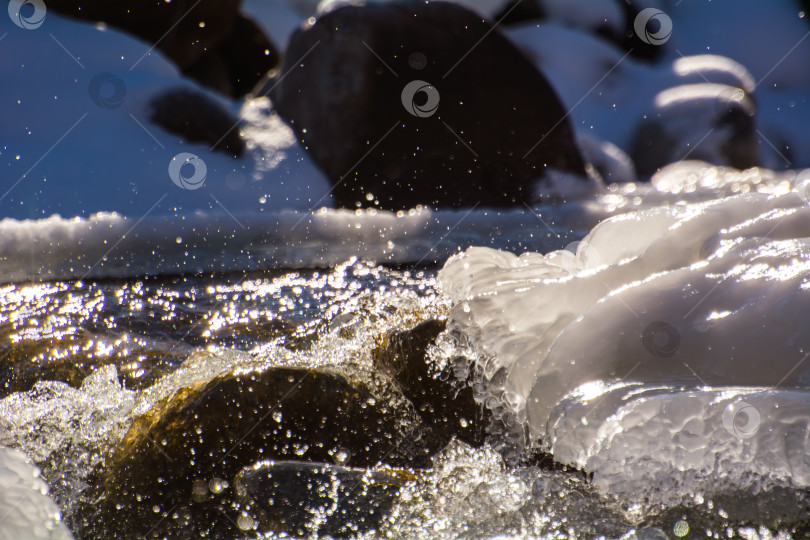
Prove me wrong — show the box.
[2,163,810,538]
[0,262,730,539]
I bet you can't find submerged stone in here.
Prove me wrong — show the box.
[639,487,810,538]
[374,319,489,447]
[234,460,413,537]
[76,366,440,538]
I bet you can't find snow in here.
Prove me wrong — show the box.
[663,0,810,89]
[437,164,810,501]
[505,1,810,170]
[0,9,331,223]
[241,0,306,54]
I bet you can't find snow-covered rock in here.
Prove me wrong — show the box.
[631,83,758,176]
[0,9,330,222]
[505,0,810,170]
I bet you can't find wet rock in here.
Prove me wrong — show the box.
[374,319,489,447]
[273,0,587,210]
[77,366,439,539]
[373,320,586,474]
[630,83,759,177]
[148,88,246,157]
[48,1,278,97]
[234,460,412,537]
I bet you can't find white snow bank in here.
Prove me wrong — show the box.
[241,0,306,53]
[437,163,810,501]
[0,446,73,540]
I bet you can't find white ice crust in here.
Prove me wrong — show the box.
[0,446,73,540]
[438,164,810,501]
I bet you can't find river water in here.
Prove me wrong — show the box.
[1,163,809,538]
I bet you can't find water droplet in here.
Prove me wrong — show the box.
[294,443,309,456]
[237,513,256,531]
[673,520,689,537]
[209,477,228,494]
[191,479,208,502]
[272,410,282,423]
[332,448,350,465]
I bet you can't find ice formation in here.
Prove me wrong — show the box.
[438,163,810,500]
[0,446,73,540]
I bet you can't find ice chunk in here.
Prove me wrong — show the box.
[0,446,73,540]
[438,167,810,500]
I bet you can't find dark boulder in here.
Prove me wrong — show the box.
[373,319,586,474]
[48,1,278,97]
[272,0,587,210]
[76,366,440,539]
[48,0,239,69]
[149,88,246,157]
[492,0,547,26]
